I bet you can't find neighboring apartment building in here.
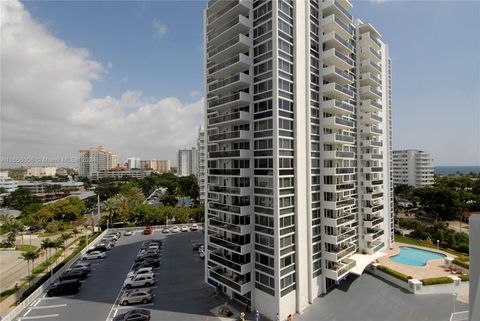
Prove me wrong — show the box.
[197,127,207,201]
[93,168,153,180]
[78,146,117,177]
[393,149,434,187]
[126,157,141,170]
[0,172,18,193]
[140,160,171,173]
[177,148,197,177]
[26,166,57,177]
[204,0,393,318]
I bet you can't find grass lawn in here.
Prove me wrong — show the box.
[16,244,37,252]
[394,235,468,258]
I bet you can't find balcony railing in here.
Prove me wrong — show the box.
[336,150,355,158]
[209,150,241,158]
[334,84,354,97]
[209,218,242,233]
[209,202,241,213]
[209,269,247,293]
[335,134,354,143]
[207,0,239,25]
[208,34,249,59]
[333,33,353,51]
[208,54,244,75]
[209,168,241,176]
[209,74,243,92]
[207,15,248,42]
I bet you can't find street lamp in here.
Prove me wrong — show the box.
[452,293,458,314]
[436,240,440,250]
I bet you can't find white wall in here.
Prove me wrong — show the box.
[470,215,480,321]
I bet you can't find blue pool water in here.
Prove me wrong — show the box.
[389,247,446,267]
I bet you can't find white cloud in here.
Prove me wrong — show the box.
[189,90,201,97]
[0,0,203,166]
[152,19,167,39]
[107,61,113,69]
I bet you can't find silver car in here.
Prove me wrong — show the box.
[119,289,153,305]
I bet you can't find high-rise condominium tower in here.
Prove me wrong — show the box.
[177,148,198,177]
[204,0,393,318]
[78,146,117,177]
[197,126,207,201]
[393,149,434,187]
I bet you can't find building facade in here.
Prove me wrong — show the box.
[78,146,117,177]
[26,167,57,177]
[126,157,141,170]
[0,172,18,193]
[197,127,207,201]
[204,0,393,318]
[393,149,434,187]
[140,160,171,173]
[177,148,197,177]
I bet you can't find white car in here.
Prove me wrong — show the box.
[190,224,198,231]
[124,275,156,289]
[180,226,189,232]
[124,231,133,236]
[171,226,180,233]
[82,251,106,260]
[162,228,170,233]
[127,267,154,278]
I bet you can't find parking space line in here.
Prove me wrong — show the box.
[18,314,59,320]
[22,309,32,317]
[116,303,154,310]
[39,295,74,301]
[30,304,67,310]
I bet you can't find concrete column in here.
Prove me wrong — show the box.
[469,214,479,321]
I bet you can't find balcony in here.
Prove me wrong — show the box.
[322,83,354,101]
[325,258,356,281]
[322,0,353,23]
[207,14,251,45]
[324,213,356,228]
[360,99,382,113]
[209,217,252,235]
[363,153,383,161]
[365,240,385,255]
[323,133,355,145]
[323,182,355,193]
[207,0,251,27]
[360,46,381,62]
[363,216,384,228]
[361,126,383,136]
[323,66,354,85]
[322,99,354,115]
[364,204,384,215]
[360,86,382,100]
[208,92,252,111]
[359,32,381,50]
[323,150,355,160]
[208,251,252,275]
[362,191,383,200]
[323,116,354,130]
[209,72,251,96]
[360,113,382,125]
[358,22,381,39]
[323,31,354,54]
[364,228,384,242]
[324,197,356,210]
[323,48,354,70]
[209,129,252,142]
[324,243,356,262]
[208,33,251,62]
[208,267,252,294]
[208,53,252,79]
[322,13,354,39]
[208,184,252,196]
[208,201,252,215]
[360,59,382,74]
[322,166,355,176]
[208,110,252,126]
[324,227,356,244]
[360,72,382,87]
[208,168,251,177]
[209,234,251,255]
[363,179,383,188]
[208,149,253,159]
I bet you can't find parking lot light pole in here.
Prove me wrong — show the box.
[452,293,457,314]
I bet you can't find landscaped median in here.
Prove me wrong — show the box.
[376,265,411,283]
[420,277,454,286]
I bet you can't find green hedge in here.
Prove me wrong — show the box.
[377,265,411,283]
[453,259,469,269]
[420,277,454,286]
[0,288,17,302]
[458,274,469,282]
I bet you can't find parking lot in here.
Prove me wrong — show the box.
[12,228,223,321]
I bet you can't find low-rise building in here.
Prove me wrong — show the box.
[140,160,171,173]
[26,166,57,177]
[0,172,17,193]
[91,168,153,180]
[393,149,434,187]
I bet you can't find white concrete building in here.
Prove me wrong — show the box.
[140,160,171,173]
[177,148,197,177]
[78,146,117,178]
[0,172,17,192]
[26,166,57,177]
[197,126,207,201]
[469,215,479,321]
[126,157,141,170]
[393,149,434,187]
[204,0,393,319]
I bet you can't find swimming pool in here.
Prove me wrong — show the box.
[389,246,446,267]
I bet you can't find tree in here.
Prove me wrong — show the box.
[60,233,71,257]
[161,191,178,207]
[177,175,200,203]
[41,238,56,263]
[5,189,40,212]
[21,249,39,283]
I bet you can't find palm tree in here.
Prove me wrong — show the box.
[21,250,39,284]
[41,238,56,265]
[72,227,79,239]
[60,233,71,257]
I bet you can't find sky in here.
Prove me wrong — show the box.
[0,0,479,167]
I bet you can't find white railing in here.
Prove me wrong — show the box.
[450,311,469,321]
[3,231,108,321]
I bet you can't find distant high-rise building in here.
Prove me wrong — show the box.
[78,146,116,177]
[197,127,206,201]
[204,0,393,318]
[26,166,57,177]
[140,160,171,173]
[177,148,197,177]
[126,157,141,170]
[0,172,17,193]
[393,150,434,187]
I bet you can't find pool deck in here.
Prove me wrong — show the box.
[378,242,459,280]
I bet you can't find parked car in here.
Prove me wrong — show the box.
[171,226,179,233]
[132,258,160,270]
[86,245,109,253]
[47,279,81,296]
[143,226,152,235]
[120,289,154,306]
[104,233,119,240]
[192,243,204,251]
[180,225,189,232]
[82,251,107,260]
[113,309,151,321]
[127,267,154,278]
[124,231,133,236]
[135,254,160,263]
[162,227,170,233]
[190,224,199,231]
[124,275,156,289]
[59,269,88,281]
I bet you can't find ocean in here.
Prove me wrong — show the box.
[434,166,480,175]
